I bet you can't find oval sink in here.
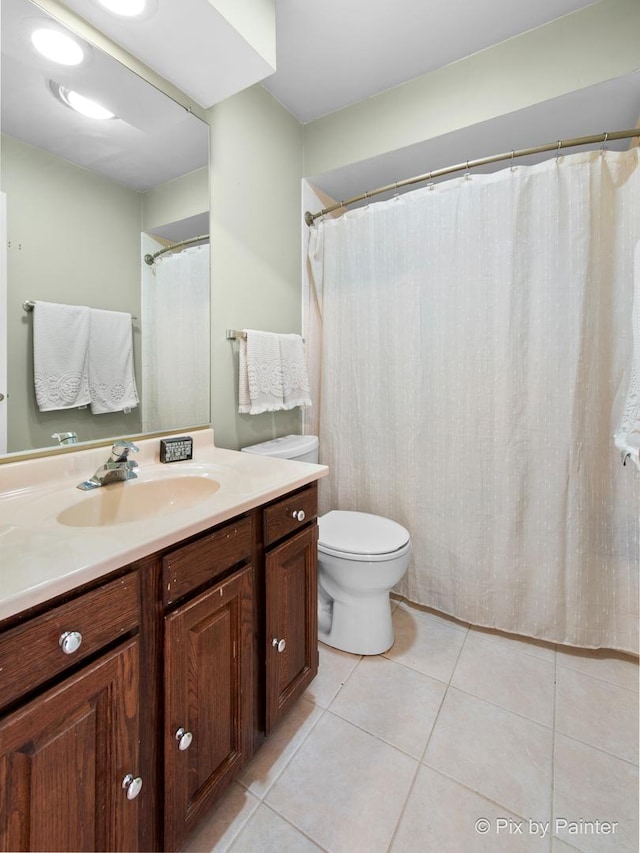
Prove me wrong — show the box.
[57,476,221,527]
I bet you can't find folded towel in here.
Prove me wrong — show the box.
[280,333,312,409]
[614,239,640,470]
[88,309,139,414]
[33,301,91,411]
[239,330,311,414]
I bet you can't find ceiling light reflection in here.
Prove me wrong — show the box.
[96,0,147,16]
[57,85,116,120]
[32,28,84,65]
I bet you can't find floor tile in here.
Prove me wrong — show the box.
[227,804,324,853]
[424,687,553,821]
[555,666,639,764]
[181,610,636,853]
[237,697,324,799]
[181,782,260,853]
[556,646,639,691]
[553,734,639,852]
[391,765,551,852]
[469,624,557,662]
[265,711,418,853]
[552,839,583,852]
[452,631,555,725]
[384,602,467,683]
[304,643,361,709]
[329,655,446,757]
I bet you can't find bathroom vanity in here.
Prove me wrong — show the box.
[0,430,327,851]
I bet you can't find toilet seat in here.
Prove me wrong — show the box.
[318,511,411,562]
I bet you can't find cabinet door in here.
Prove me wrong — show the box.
[164,565,254,852]
[265,524,318,732]
[0,638,140,853]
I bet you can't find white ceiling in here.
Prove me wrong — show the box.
[45,0,604,122]
[263,0,601,123]
[60,0,275,108]
[2,0,638,202]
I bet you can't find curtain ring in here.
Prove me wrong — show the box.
[555,140,562,163]
[601,132,609,154]
[510,150,516,171]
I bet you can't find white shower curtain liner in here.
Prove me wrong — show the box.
[142,244,210,433]
[307,149,640,654]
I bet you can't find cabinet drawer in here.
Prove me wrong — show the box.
[0,572,140,709]
[263,484,317,547]
[163,516,253,605]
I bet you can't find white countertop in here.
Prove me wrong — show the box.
[0,429,328,622]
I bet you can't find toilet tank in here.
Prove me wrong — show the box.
[241,434,319,464]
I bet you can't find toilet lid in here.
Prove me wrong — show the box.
[318,511,410,556]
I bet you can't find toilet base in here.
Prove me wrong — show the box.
[318,590,395,656]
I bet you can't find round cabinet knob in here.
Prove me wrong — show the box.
[175,727,193,751]
[122,774,143,801]
[59,631,83,655]
[272,638,286,653]
[292,509,305,522]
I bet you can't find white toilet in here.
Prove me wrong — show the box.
[241,435,411,655]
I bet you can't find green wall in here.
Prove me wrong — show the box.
[208,84,304,450]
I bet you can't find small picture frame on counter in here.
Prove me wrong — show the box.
[160,436,194,463]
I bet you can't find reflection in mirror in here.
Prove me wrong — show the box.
[0,0,210,457]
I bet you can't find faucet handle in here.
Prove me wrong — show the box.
[110,440,140,462]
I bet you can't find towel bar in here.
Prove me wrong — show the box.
[226,329,305,342]
[23,300,138,321]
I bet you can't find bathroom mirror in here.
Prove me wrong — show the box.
[0,0,210,457]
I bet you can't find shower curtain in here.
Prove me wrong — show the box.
[307,149,640,654]
[142,244,210,433]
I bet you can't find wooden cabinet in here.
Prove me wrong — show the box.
[0,573,139,709]
[0,573,142,852]
[0,480,320,852]
[263,485,319,733]
[163,564,254,851]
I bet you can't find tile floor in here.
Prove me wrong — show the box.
[182,600,639,853]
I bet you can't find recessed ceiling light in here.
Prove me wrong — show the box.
[31,28,84,66]
[54,83,116,120]
[96,0,148,16]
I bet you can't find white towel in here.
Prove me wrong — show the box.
[88,309,139,414]
[239,330,311,414]
[280,333,312,409]
[614,239,640,470]
[239,330,284,414]
[33,301,91,411]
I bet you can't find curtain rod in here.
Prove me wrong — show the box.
[144,233,209,266]
[304,128,640,226]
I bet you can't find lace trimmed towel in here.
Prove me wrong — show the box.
[280,333,312,409]
[32,301,138,414]
[88,309,139,414]
[614,239,640,470]
[238,330,311,414]
[33,301,91,411]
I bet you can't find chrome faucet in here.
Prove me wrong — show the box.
[77,440,140,491]
[52,432,78,446]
